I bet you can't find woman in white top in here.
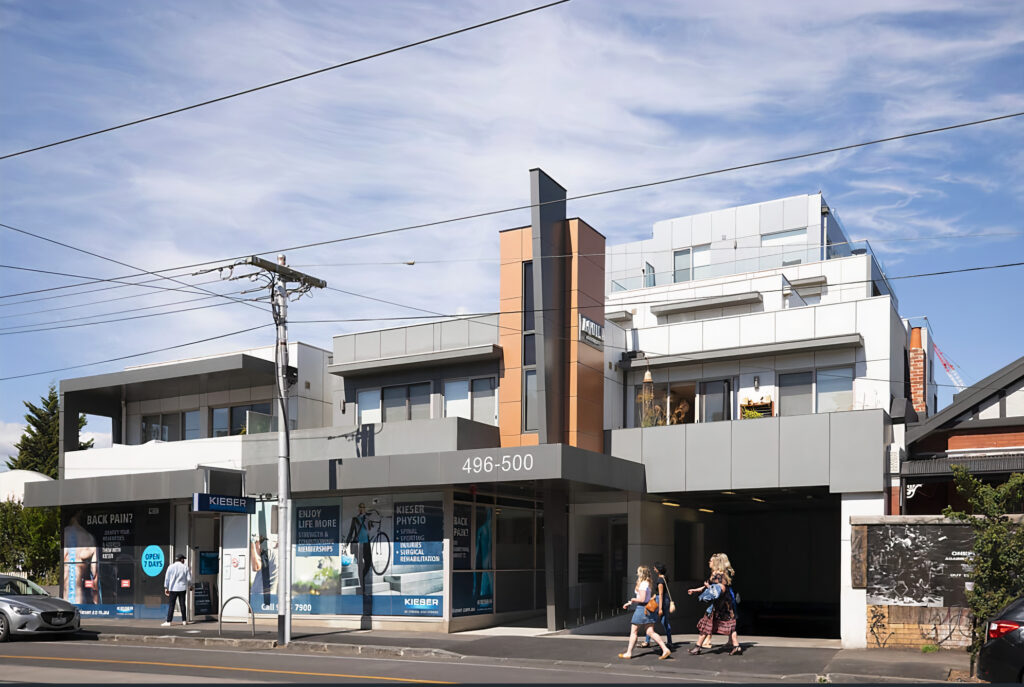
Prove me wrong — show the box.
[619,565,672,660]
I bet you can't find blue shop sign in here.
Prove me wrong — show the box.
[192,493,256,514]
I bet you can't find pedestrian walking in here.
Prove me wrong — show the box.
[619,565,672,660]
[162,553,192,626]
[687,553,742,655]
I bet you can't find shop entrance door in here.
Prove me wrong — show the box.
[188,512,220,621]
[220,515,250,620]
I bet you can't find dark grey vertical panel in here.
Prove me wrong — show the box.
[542,482,568,631]
[529,168,567,444]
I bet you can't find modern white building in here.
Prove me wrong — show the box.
[27,173,937,645]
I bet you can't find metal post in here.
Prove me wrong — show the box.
[274,274,291,646]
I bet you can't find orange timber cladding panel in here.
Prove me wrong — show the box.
[497,221,605,451]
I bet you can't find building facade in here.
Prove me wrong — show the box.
[27,170,938,644]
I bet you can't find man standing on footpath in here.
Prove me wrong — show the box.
[162,553,192,626]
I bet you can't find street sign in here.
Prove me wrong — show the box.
[192,493,256,514]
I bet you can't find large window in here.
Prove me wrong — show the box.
[644,262,656,288]
[673,249,690,283]
[816,366,854,413]
[700,380,732,422]
[524,370,538,431]
[142,410,200,442]
[372,383,431,423]
[522,261,537,433]
[779,371,813,416]
[444,377,497,425]
[357,389,381,425]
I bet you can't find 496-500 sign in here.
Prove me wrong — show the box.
[462,453,534,475]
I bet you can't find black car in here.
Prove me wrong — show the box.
[978,596,1024,683]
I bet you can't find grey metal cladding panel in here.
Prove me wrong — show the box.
[641,425,686,492]
[327,345,501,377]
[405,325,434,355]
[829,410,886,493]
[468,316,500,347]
[452,418,501,450]
[685,422,732,491]
[333,335,356,364]
[246,463,277,495]
[440,319,470,350]
[61,353,264,393]
[623,334,862,370]
[388,452,442,487]
[354,332,381,361]
[379,328,407,358]
[23,480,55,507]
[376,420,454,455]
[732,417,780,489]
[291,460,337,493]
[561,445,647,493]
[779,414,830,487]
[338,455,390,490]
[650,292,762,317]
[607,428,643,463]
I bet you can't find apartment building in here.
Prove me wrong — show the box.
[26,170,936,645]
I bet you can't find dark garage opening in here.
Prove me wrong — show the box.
[671,487,840,638]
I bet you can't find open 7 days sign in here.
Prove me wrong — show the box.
[192,493,256,514]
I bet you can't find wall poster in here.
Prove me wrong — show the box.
[866,525,974,607]
[452,504,493,616]
[250,493,444,617]
[61,504,170,618]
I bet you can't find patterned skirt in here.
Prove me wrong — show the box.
[697,612,736,635]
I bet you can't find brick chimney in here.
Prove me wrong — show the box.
[909,327,927,415]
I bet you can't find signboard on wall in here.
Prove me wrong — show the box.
[192,493,256,514]
[866,524,974,607]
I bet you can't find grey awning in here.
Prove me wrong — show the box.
[61,354,287,411]
[327,344,502,377]
[246,443,646,494]
[605,310,633,323]
[649,292,762,317]
[622,333,863,370]
[901,453,1024,477]
[25,469,205,507]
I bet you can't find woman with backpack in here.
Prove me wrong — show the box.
[687,552,742,655]
[618,565,672,660]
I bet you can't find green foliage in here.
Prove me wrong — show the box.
[0,500,61,583]
[920,644,939,654]
[741,407,763,419]
[942,466,1024,669]
[5,384,92,478]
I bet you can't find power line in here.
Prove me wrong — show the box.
[0,275,227,316]
[0,324,272,381]
[4,111,1020,305]
[0,1,571,161]
[0,222,267,315]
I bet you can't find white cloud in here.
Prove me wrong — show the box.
[0,421,25,469]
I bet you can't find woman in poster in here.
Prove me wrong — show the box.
[63,511,99,604]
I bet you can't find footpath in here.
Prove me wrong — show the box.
[72,615,971,683]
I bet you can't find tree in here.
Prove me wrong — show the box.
[0,500,60,583]
[943,466,1024,674]
[5,384,92,478]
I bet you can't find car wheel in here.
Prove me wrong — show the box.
[0,612,9,642]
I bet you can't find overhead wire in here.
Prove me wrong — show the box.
[3,110,1022,305]
[0,0,571,161]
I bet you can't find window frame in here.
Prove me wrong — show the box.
[778,369,814,416]
[142,409,201,442]
[364,382,434,423]
[814,365,855,414]
[443,375,498,425]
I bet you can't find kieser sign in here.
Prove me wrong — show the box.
[192,493,256,514]
[579,313,604,350]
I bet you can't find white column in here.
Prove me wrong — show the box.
[840,492,885,648]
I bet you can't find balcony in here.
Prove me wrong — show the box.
[607,408,890,494]
[609,241,893,299]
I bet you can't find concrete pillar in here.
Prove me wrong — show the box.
[543,483,569,631]
[840,492,885,648]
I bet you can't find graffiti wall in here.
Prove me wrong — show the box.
[855,521,974,649]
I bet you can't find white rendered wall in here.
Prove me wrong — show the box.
[840,492,885,648]
[64,435,245,479]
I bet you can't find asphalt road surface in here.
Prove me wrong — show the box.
[0,640,733,684]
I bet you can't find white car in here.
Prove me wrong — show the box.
[0,575,80,641]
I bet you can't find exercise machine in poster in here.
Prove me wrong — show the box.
[249,492,444,617]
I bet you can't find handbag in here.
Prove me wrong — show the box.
[669,600,677,614]
[644,598,660,613]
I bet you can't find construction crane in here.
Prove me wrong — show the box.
[933,344,967,393]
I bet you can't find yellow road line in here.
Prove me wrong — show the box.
[1,654,455,683]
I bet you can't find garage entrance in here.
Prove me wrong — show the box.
[667,486,841,638]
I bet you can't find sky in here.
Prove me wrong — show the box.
[1,0,1023,465]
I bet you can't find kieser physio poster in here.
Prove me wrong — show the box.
[62,504,169,618]
[251,493,444,617]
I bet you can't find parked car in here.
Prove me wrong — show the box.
[978,596,1024,683]
[0,574,80,641]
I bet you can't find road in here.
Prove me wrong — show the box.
[0,640,728,684]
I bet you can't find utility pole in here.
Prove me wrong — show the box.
[216,255,325,646]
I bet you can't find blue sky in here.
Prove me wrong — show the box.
[1,0,1023,461]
